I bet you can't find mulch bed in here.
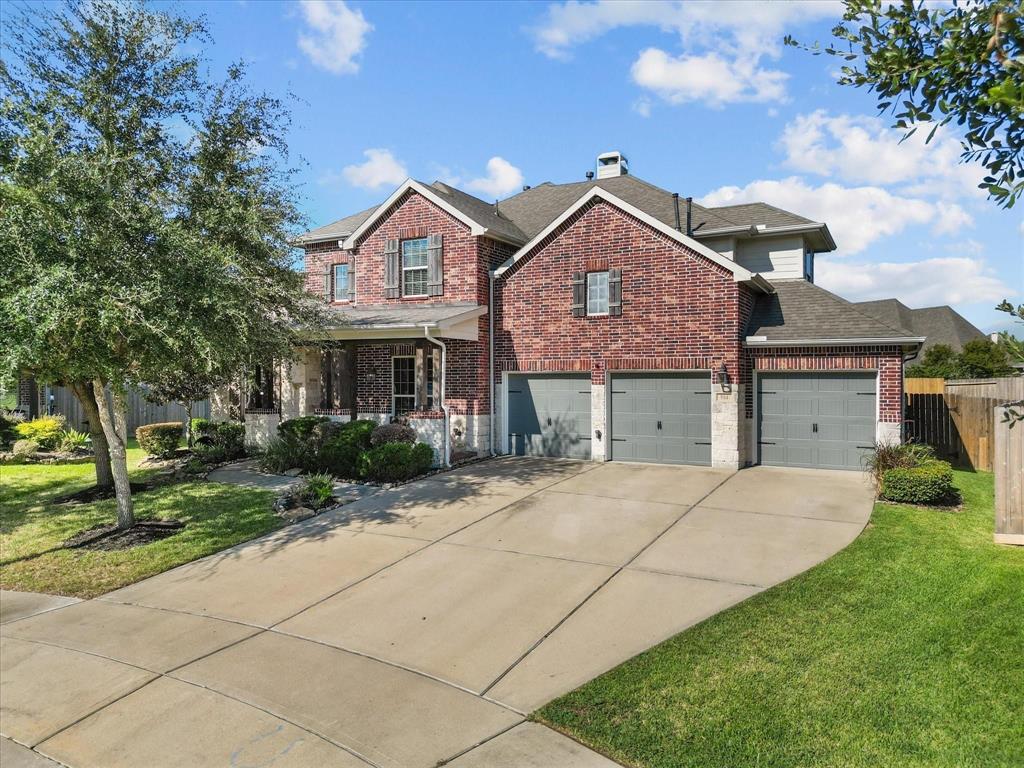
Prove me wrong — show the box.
[54,480,168,506]
[64,519,185,551]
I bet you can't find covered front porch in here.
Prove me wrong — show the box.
[221,303,491,465]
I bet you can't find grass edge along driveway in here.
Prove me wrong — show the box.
[1,443,280,598]
[536,470,1023,768]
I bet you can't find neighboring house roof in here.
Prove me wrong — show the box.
[853,299,985,363]
[494,186,773,292]
[746,280,924,346]
[297,173,834,251]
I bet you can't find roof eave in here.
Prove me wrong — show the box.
[695,222,836,251]
[744,336,926,347]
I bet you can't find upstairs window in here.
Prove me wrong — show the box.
[333,263,349,301]
[402,238,429,297]
[587,271,609,315]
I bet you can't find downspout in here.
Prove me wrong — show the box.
[422,325,450,467]
[489,270,496,456]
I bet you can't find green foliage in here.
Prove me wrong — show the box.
[787,1,1023,208]
[12,439,39,457]
[278,416,331,441]
[59,429,90,452]
[192,419,245,460]
[0,411,25,447]
[316,434,363,479]
[905,343,959,378]
[341,419,377,451]
[135,422,183,458]
[297,472,335,510]
[863,442,935,488]
[362,442,435,483]
[370,422,417,447]
[258,433,307,474]
[14,415,66,450]
[881,460,956,505]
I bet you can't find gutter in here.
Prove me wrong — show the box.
[422,325,450,467]
[696,222,837,251]
[489,270,496,456]
[744,336,926,347]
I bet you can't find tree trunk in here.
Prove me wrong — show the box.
[185,401,194,448]
[92,378,134,529]
[69,380,113,489]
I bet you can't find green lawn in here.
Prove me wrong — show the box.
[538,470,1024,768]
[0,442,281,598]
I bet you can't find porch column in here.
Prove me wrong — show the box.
[415,340,428,411]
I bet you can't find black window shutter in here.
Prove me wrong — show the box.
[571,271,585,317]
[427,234,443,296]
[609,268,622,316]
[348,256,357,301]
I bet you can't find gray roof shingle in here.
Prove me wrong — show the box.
[853,299,984,362]
[323,302,483,329]
[746,280,918,342]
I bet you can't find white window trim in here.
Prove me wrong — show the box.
[586,271,609,316]
[333,263,349,302]
[392,355,416,416]
[401,238,429,297]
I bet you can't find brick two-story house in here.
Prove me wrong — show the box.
[233,152,923,471]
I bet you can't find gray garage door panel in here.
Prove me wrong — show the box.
[758,373,876,470]
[508,374,592,459]
[611,373,711,466]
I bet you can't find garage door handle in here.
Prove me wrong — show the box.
[657,420,662,430]
[694,390,712,395]
[611,438,627,442]
[856,445,875,449]
[758,441,776,445]
[547,417,552,426]
[761,390,777,394]
[694,441,711,445]
[812,423,818,433]
[856,392,874,396]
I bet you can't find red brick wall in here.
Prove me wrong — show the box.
[494,199,745,382]
[747,345,905,422]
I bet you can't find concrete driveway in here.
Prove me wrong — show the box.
[1,459,874,767]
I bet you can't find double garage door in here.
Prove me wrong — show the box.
[757,372,877,470]
[506,372,711,465]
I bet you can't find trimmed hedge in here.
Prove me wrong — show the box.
[14,415,66,450]
[361,442,435,483]
[192,419,245,460]
[278,415,331,441]
[371,422,416,447]
[881,460,955,505]
[136,421,183,458]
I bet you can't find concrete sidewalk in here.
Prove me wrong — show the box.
[1,459,874,767]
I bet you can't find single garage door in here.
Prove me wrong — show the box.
[507,373,592,459]
[611,373,712,465]
[758,372,876,470]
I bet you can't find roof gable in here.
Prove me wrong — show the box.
[494,186,768,288]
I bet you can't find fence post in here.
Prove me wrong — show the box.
[994,405,1024,546]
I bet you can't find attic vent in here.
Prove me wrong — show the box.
[596,151,628,179]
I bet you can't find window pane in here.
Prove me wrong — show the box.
[587,271,609,314]
[393,357,416,415]
[403,268,428,296]
[402,238,429,268]
[333,264,348,300]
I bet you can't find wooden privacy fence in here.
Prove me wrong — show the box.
[47,385,210,435]
[904,377,1024,471]
[994,407,1024,545]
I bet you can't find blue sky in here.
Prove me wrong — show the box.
[205,2,1016,329]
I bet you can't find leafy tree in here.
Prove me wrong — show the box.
[1,1,321,528]
[787,1,1023,208]
[994,300,1023,424]
[955,337,1015,378]
[906,343,960,378]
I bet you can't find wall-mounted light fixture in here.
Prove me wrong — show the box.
[717,362,730,392]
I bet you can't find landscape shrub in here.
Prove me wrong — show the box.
[297,472,335,510]
[340,419,376,451]
[308,420,344,452]
[278,415,330,441]
[864,442,935,488]
[258,433,307,474]
[12,439,39,457]
[191,419,245,460]
[362,442,435,483]
[881,460,956,505]
[136,421,184,458]
[0,411,24,447]
[59,429,90,452]
[193,443,227,465]
[316,434,363,478]
[14,415,66,450]
[370,422,416,447]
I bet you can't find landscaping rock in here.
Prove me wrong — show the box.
[278,506,317,523]
[284,468,303,477]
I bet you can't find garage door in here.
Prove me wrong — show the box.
[611,373,712,465]
[758,372,876,470]
[507,374,592,459]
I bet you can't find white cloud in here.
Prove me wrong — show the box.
[631,48,786,106]
[532,0,838,104]
[464,157,525,199]
[340,149,407,190]
[817,256,1012,307]
[297,0,371,75]
[932,201,974,236]
[701,177,936,255]
[632,97,652,118]
[777,110,983,200]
